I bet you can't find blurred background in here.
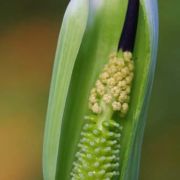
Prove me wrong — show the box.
[0,0,179,179]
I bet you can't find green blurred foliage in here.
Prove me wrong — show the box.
[140,0,180,179]
[0,0,68,28]
[0,0,179,179]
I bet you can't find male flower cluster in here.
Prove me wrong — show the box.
[89,51,134,117]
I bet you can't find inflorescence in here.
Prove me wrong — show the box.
[71,51,134,180]
[89,51,134,117]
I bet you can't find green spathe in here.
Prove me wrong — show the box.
[43,0,89,179]
[43,0,158,179]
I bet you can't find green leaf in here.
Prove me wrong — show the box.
[43,0,89,179]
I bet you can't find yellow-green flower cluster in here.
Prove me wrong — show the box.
[89,51,134,116]
[71,116,123,180]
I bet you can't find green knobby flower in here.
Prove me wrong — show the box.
[43,0,159,180]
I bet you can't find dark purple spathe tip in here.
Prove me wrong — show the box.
[118,0,139,52]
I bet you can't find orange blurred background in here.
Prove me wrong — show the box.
[0,0,179,180]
